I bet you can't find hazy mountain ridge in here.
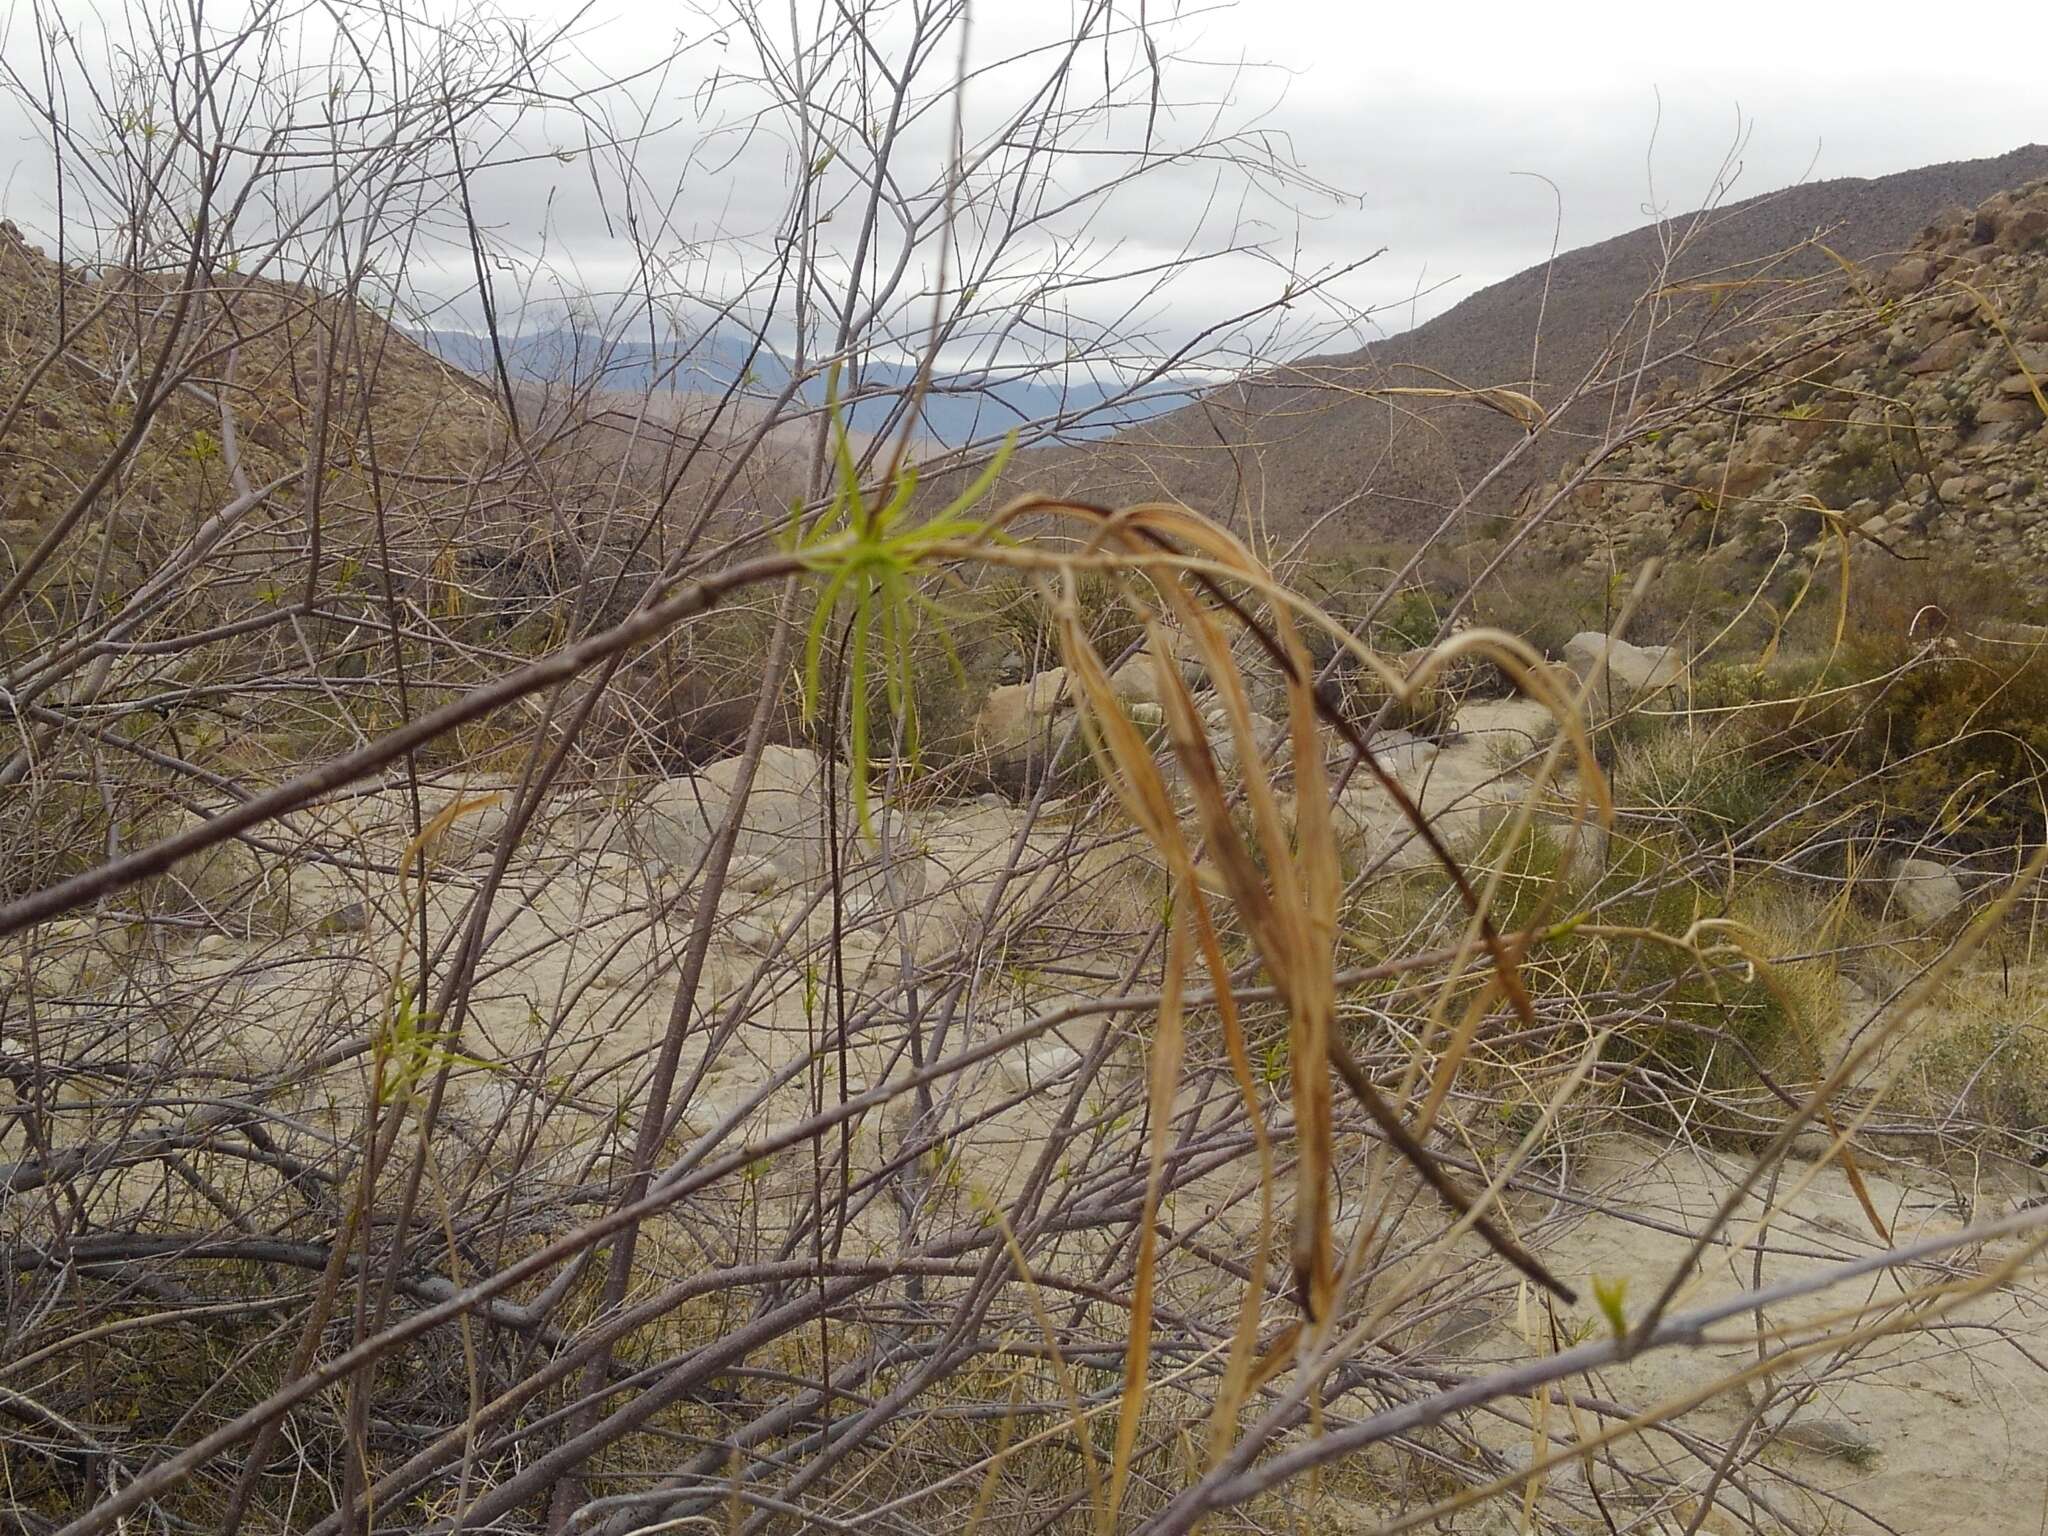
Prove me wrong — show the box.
[407,324,1210,447]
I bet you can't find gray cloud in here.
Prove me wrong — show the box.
[3,0,2042,370]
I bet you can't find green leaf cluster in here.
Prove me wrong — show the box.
[791,364,1017,834]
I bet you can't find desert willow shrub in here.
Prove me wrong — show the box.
[5,5,2048,1536]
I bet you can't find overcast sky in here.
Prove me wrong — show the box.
[3,0,2043,364]
[1196,0,2048,331]
[457,0,2048,356]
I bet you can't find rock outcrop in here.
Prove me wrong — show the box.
[1529,175,2048,591]
[633,744,848,884]
[1562,631,1686,709]
[973,667,1079,790]
[1890,855,1966,924]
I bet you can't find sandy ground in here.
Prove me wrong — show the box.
[10,718,2047,1535]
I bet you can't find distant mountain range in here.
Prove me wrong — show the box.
[406,325,1208,447]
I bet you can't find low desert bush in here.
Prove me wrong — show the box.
[1592,560,2048,865]
[1736,630,2048,855]
[1912,969,2048,1138]
[1612,718,1791,853]
[1347,821,1805,1136]
[1468,560,1603,661]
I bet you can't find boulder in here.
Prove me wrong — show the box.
[973,667,1079,790]
[411,783,513,864]
[634,744,845,882]
[1721,448,1787,497]
[726,854,784,895]
[1108,654,1173,707]
[1561,632,1685,708]
[1903,330,1976,375]
[1319,717,1589,876]
[1996,206,2048,252]
[1776,1416,1880,1465]
[1890,856,1964,926]
[316,900,372,936]
[998,1040,1084,1093]
[1107,628,1214,708]
[1157,706,1289,793]
[1979,398,2042,424]
[305,780,515,869]
[1880,256,1935,295]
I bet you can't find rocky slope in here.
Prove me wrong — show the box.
[1003,145,2048,546]
[0,219,507,610]
[1520,176,2048,590]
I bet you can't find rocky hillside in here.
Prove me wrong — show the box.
[0,220,508,614]
[1009,144,2048,544]
[1527,175,2048,591]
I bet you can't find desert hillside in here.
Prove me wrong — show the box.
[0,219,504,604]
[1014,144,2048,544]
[4,8,2048,1536]
[1518,175,2048,586]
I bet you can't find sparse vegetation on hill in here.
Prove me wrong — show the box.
[1522,174,2048,592]
[999,145,2048,545]
[1454,177,2048,868]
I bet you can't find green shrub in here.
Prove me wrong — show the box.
[1698,561,2048,853]
[1849,565,2039,831]
[1614,725,1785,851]
[1374,586,1442,651]
[1468,561,1603,662]
[1818,639,2048,848]
[1359,823,1800,1135]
